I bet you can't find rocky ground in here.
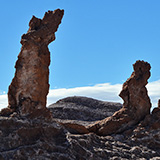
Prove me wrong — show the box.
[0,96,160,160]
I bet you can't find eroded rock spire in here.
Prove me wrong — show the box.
[87,60,151,135]
[3,9,64,116]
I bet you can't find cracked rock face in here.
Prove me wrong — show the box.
[88,60,151,136]
[6,9,64,116]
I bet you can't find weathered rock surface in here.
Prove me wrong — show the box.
[87,60,151,136]
[0,111,160,159]
[48,96,122,121]
[130,104,160,152]
[0,116,70,160]
[48,96,122,134]
[0,83,160,159]
[5,9,64,116]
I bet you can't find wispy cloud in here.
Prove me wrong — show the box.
[0,80,159,111]
[47,83,122,106]
[47,80,160,108]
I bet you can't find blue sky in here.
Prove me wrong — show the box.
[0,1,160,108]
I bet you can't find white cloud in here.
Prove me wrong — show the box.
[47,80,160,108]
[147,80,160,107]
[47,83,122,106]
[0,94,8,110]
[0,80,159,111]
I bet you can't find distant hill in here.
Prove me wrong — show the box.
[48,96,122,121]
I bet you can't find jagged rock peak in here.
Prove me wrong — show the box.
[21,9,64,45]
[87,60,151,136]
[1,9,64,117]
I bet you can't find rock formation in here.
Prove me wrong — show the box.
[0,97,160,159]
[48,96,122,134]
[128,100,160,153]
[87,60,151,135]
[1,9,160,159]
[48,96,122,121]
[3,9,64,116]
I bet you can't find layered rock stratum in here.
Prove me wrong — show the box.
[0,9,160,160]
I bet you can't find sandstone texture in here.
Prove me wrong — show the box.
[87,60,151,136]
[6,9,64,116]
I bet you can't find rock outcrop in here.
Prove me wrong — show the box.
[3,9,64,116]
[130,100,160,151]
[48,96,122,121]
[87,60,151,135]
[48,96,122,134]
[0,99,160,160]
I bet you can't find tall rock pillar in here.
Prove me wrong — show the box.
[7,9,64,116]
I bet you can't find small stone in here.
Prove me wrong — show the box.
[130,146,142,154]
